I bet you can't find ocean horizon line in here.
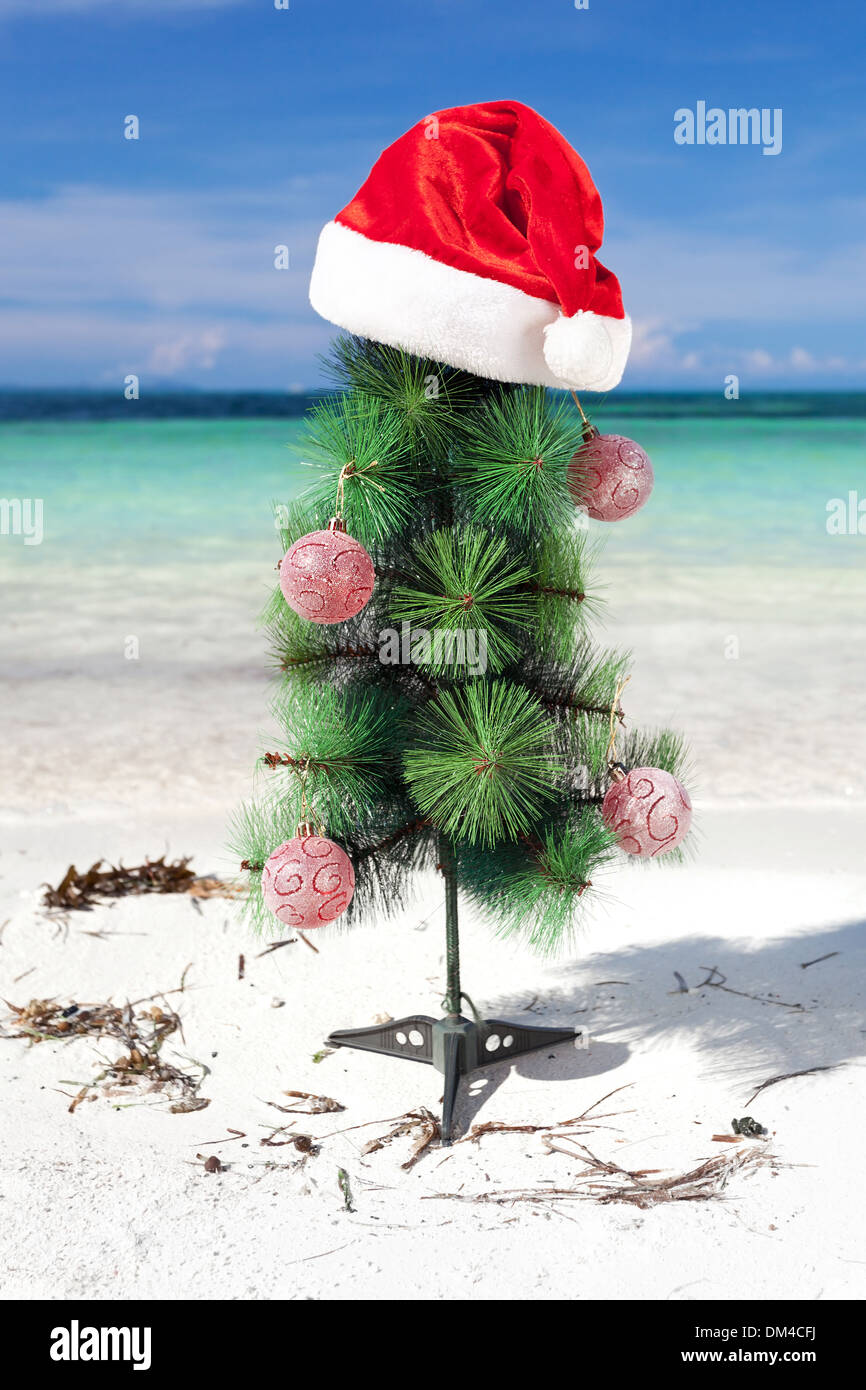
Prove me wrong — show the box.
[2,387,866,422]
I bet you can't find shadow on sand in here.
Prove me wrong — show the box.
[448,915,865,1135]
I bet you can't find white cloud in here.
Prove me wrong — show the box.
[1,181,864,387]
[626,318,681,367]
[606,209,866,383]
[789,347,815,369]
[712,346,852,377]
[743,349,775,371]
[0,180,341,384]
[0,305,332,388]
[621,330,861,386]
[609,214,866,326]
[147,328,226,375]
[0,184,321,314]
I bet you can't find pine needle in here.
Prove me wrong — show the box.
[390,527,534,674]
[404,681,558,845]
[454,387,583,534]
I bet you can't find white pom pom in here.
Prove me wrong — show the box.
[542,310,632,392]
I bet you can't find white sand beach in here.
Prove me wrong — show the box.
[2,549,865,1301]
[3,0,866,1313]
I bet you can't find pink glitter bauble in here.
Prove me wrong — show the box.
[279,526,374,624]
[568,432,654,521]
[602,766,692,858]
[261,833,355,929]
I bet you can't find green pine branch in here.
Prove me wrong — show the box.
[390,527,534,675]
[530,530,601,659]
[321,334,480,453]
[453,386,584,534]
[230,797,437,936]
[302,393,419,544]
[266,599,381,681]
[261,686,405,835]
[458,811,618,952]
[228,795,296,935]
[233,340,693,949]
[519,643,631,722]
[403,680,558,846]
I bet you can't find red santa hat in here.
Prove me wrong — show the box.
[309,99,631,392]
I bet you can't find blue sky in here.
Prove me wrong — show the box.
[1,0,864,390]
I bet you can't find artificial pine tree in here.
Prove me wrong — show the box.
[231,100,693,1142]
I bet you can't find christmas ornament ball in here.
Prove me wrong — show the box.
[261,831,355,928]
[569,431,654,522]
[279,521,374,624]
[602,766,692,858]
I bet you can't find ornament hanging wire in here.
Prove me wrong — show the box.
[570,390,599,442]
[605,675,630,783]
[296,757,326,838]
[334,457,384,521]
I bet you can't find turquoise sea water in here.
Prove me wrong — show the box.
[2,398,864,812]
[1,405,864,576]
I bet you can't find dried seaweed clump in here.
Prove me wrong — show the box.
[0,991,209,1114]
[42,856,243,912]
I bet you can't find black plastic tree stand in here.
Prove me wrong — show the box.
[325,835,581,1145]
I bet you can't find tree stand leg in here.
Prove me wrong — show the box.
[325,836,581,1146]
[439,1030,462,1148]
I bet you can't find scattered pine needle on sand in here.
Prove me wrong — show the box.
[0,973,783,1207]
[362,1107,441,1169]
[425,1140,776,1209]
[335,1085,637,1175]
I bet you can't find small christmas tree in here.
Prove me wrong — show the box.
[231,101,692,1141]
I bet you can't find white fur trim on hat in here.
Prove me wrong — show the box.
[543,309,632,394]
[309,220,630,391]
